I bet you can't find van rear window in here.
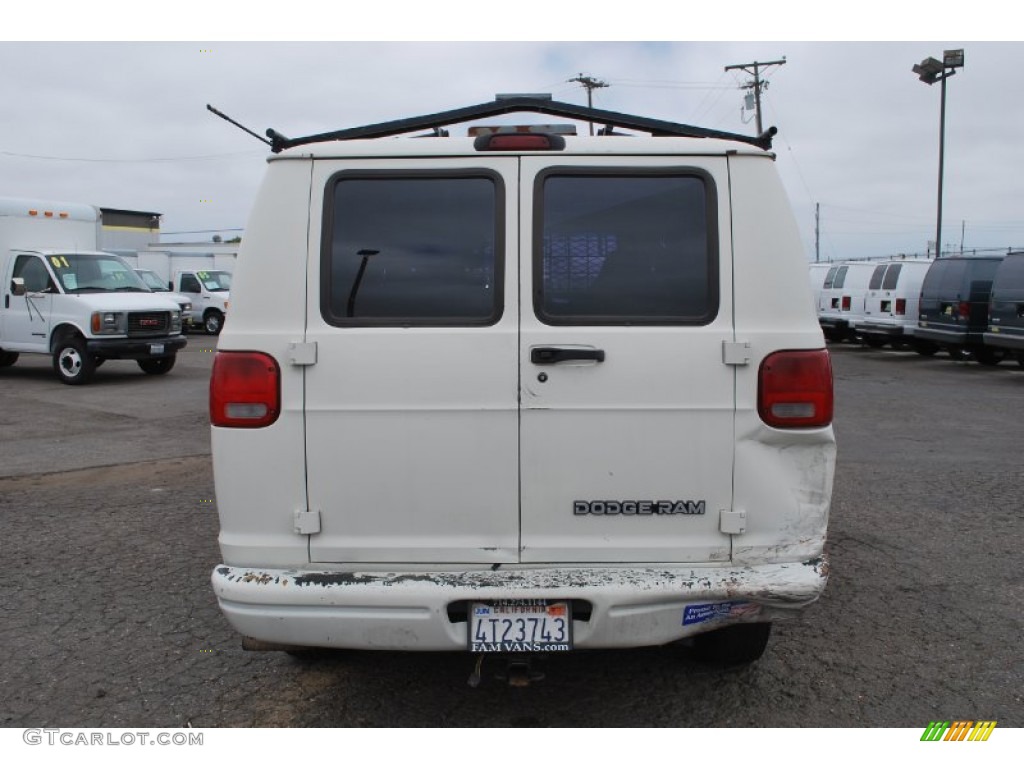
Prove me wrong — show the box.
[882,264,902,290]
[869,265,886,290]
[996,253,1024,284]
[823,266,838,289]
[534,171,718,325]
[832,266,849,290]
[321,173,503,326]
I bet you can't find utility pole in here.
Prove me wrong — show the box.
[568,73,609,135]
[724,57,786,136]
[815,203,821,263]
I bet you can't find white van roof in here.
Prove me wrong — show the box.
[272,134,772,161]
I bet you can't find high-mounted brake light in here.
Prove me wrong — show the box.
[210,351,280,428]
[758,349,833,429]
[473,133,566,152]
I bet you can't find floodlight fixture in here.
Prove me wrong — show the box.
[912,48,966,258]
[913,57,944,84]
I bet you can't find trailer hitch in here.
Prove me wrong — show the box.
[468,654,546,688]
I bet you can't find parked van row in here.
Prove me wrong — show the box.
[810,252,1024,366]
[810,258,935,353]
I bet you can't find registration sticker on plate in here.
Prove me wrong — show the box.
[469,600,572,653]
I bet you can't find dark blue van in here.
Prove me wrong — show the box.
[916,256,1005,364]
[984,252,1024,366]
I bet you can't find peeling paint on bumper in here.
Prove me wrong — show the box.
[212,559,828,651]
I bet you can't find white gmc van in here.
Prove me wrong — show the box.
[209,96,835,671]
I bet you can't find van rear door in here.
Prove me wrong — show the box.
[517,158,735,563]
[304,158,519,564]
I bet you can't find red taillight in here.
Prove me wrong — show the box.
[210,351,280,428]
[758,350,833,429]
[957,301,970,319]
[895,298,906,315]
[841,296,851,311]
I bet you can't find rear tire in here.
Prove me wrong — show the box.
[53,337,96,385]
[690,623,772,666]
[138,356,176,375]
[862,336,886,349]
[913,341,939,356]
[0,351,18,367]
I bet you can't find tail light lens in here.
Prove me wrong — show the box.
[841,296,851,311]
[895,298,906,315]
[210,351,280,428]
[758,350,833,429]
[957,301,970,320]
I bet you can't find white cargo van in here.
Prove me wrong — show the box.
[816,261,875,342]
[855,258,935,352]
[0,197,186,384]
[209,97,835,671]
[808,262,831,315]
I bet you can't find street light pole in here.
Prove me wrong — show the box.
[913,49,964,259]
[936,73,948,259]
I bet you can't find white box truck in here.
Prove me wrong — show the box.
[0,197,186,384]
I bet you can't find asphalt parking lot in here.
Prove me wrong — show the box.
[1,339,1021,727]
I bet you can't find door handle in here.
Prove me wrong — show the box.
[530,347,606,365]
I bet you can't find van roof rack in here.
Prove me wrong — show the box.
[256,95,777,154]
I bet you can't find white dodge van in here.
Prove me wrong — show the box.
[209,96,835,669]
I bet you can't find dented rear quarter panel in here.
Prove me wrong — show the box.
[728,155,836,565]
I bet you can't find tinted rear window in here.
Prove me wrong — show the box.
[939,261,967,295]
[321,173,503,326]
[833,266,849,290]
[824,266,838,289]
[535,171,718,325]
[881,264,902,290]
[921,260,950,298]
[995,254,1024,288]
[869,265,886,290]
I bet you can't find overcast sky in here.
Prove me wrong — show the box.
[3,10,1021,262]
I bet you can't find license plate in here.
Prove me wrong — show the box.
[469,600,572,652]
[150,344,164,354]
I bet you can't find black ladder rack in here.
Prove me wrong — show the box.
[260,96,777,153]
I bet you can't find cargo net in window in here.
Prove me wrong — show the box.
[542,233,617,297]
